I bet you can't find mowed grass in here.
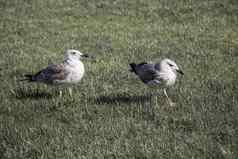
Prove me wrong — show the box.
[0,0,238,158]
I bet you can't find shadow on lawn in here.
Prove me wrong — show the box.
[13,87,53,99]
[93,93,152,105]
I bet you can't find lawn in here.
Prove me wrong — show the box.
[0,0,238,158]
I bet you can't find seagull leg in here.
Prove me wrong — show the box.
[68,87,73,97]
[163,88,175,106]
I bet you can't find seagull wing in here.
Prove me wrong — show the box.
[135,63,161,84]
[32,64,69,84]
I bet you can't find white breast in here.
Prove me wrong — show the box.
[65,60,85,84]
[159,71,177,86]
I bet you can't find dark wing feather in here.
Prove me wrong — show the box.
[33,64,68,84]
[135,63,160,84]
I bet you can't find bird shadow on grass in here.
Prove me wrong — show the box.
[92,93,153,105]
[92,93,157,121]
[13,87,53,99]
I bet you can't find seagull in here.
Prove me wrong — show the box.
[21,49,90,97]
[129,58,184,106]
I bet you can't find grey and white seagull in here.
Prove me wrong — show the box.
[22,49,90,97]
[129,58,184,106]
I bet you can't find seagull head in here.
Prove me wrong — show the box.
[161,58,184,75]
[65,49,90,61]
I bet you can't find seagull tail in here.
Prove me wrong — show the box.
[19,74,36,82]
[129,63,137,74]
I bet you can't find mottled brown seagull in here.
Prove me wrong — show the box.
[22,49,90,97]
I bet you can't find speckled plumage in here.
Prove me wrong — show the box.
[24,49,86,85]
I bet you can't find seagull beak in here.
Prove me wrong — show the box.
[81,54,96,61]
[177,69,184,75]
[82,54,89,58]
[82,54,94,58]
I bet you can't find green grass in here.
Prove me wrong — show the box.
[0,0,238,158]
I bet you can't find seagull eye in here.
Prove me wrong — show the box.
[72,52,76,55]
